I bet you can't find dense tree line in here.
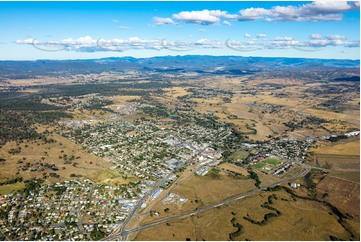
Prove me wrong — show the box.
[267,185,355,240]
[90,224,105,240]
[0,109,71,147]
[229,217,244,240]
[248,169,261,188]
[45,82,165,97]
[0,109,43,147]
[283,116,329,130]
[0,93,60,111]
[243,194,281,226]
[327,135,348,142]
[82,98,113,110]
[0,177,23,185]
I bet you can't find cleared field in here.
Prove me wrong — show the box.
[86,169,133,184]
[163,87,191,98]
[308,138,360,183]
[225,100,258,121]
[264,157,282,165]
[137,173,257,227]
[316,154,359,172]
[248,122,274,141]
[310,137,360,156]
[256,169,281,185]
[219,163,249,176]
[134,189,356,241]
[316,176,360,217]
[329,171,360,183]
[305,108,360,126]
[318,154,359,169]
[252,158,282,170]
[228,150,249,162]
[110,95,141,102]
[253,162,266,169]
[0,182,25,195]
[173,174,256,205]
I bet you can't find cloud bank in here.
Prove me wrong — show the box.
[153,1,359,26]
[15,34,359,53]
[238,1,359,21]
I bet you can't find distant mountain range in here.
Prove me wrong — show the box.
[0,55,359,78]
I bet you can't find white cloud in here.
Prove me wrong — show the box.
[274,36,294,41]
[15,34,359,53]
[195,39,223,48]
[153,17,176,26]
[118,26,130,29]
[244,33,251,38]
[227,32,359,52]
[112,19,119,23]
[173,9,237,25]
[256,33,267,38]
[223,20,232,26]
[326,35,346,40]
[16,38,37,44]
[309,33,323,39]
[238,1,359,22]
[239,7,271,21]
[152,1,358,28]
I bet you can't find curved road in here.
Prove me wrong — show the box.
[105,165,311,240]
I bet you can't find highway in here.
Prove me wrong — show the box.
[105,165,311,240]
[103,141,219,241]
[102,173,174,240]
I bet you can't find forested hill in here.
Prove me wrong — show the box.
[0,55,359,78]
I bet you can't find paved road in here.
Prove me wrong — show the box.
[138,173,194,216]
[0,230,7,241]
[103,142,217,241]
[102,173,174,241]
[104,165,310,240]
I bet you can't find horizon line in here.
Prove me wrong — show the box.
[0,54,360,62]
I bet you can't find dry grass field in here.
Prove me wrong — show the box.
[308,138,360,183]
[136,173,257,227]
[248,122,274,141]
[0,182,25,195]
[134,189,356,241]
[0,131,112,191]
[109,95,141,102]
[172,173,256,206]
[316,176,360,217]
[305,108,360,126]
[219,163,249,176]
[163,87,191,98]
[310,137,360,156]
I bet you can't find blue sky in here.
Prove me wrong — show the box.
[0,1,359,60]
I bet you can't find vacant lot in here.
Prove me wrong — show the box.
[0,182,25,195]
[219,163,249,176]
[173,173,256,206]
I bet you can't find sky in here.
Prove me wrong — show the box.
[0,1,360,60]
